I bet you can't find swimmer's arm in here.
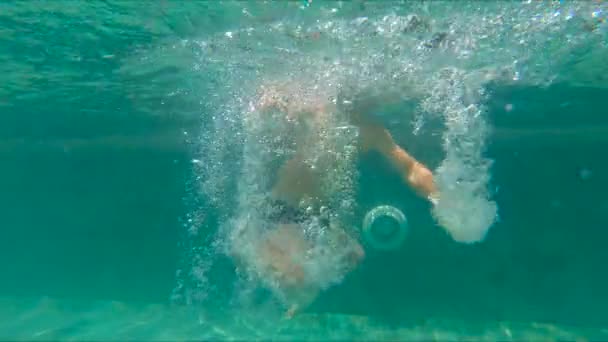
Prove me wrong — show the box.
[358,123,438,201]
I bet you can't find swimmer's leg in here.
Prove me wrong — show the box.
[257,224,308,285]
[257,222,364,319]
[256,224,321,317]
[228,220,314,317]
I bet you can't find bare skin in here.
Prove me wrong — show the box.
[258,84,438,205]
[244,84,437,317]
[358,120,438,199]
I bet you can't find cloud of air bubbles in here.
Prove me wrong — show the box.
[165,0,606,306]
[421,67,497,243]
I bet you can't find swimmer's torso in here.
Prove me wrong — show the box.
[250,86,356,210]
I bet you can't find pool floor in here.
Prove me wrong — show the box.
[1,296,605,341]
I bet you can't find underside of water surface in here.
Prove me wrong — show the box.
[1,1,608,340]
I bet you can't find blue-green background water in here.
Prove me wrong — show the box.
[1,1,608,340]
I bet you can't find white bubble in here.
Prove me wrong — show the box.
[566,12,574,20]
[513,71,521,81]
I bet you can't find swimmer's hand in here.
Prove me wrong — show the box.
[406,162,439,204]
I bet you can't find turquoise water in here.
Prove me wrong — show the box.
[2,1,608,340]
